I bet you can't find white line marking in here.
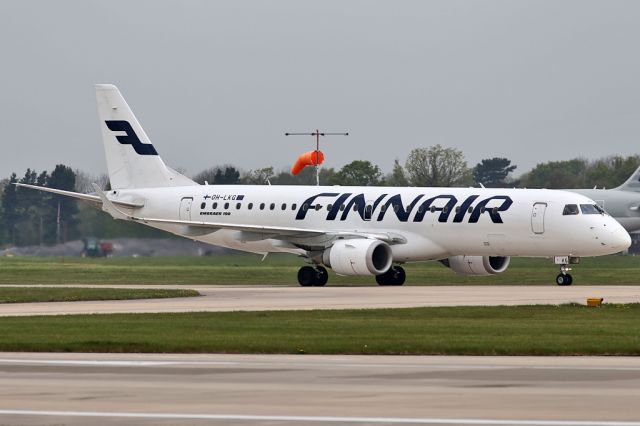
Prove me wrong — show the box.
[1,358,640,371]
[0,410,639,425]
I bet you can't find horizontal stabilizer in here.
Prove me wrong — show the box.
[15,183,144,209]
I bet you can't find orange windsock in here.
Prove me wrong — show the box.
[291,150,325,175]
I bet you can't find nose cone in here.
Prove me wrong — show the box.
[610,226,632,251]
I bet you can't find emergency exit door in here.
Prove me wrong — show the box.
[180,197,193,221]
[531,202,547,234]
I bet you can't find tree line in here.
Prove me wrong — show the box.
[1,146,639,247]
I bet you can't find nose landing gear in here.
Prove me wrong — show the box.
[555,264,573,286]
[554,256,578,286]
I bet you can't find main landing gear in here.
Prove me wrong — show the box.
[297,265,328,287]
[375,266,406,286]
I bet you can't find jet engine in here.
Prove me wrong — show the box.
[443,255,510,276]
[322,239,393,276]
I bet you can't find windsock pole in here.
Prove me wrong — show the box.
[285,130,349,185]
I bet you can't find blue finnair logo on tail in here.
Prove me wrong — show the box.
[105,120,158,156]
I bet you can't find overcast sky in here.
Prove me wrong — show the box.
[1,1,639,180]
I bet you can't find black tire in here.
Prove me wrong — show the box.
[376,269,392,286]
[314,266,329,287]
[298,266,316,287]
[391,266,406,286]
[376,266,406,286]
[556,273,570,286]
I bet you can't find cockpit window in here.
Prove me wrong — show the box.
[562,204,579,215]
[580,204,605,215]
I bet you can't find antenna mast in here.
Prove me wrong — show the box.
[285,130,349,185]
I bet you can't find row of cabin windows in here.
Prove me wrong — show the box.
[199,201,497,215]
[200,202,299,211]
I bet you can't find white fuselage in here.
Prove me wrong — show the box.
[111,185,631,261]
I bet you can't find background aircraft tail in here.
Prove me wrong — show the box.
[95,84,196,190]
[614,165,640,192]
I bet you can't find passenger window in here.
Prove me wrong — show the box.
[580,204,603,215]
[430,206,436,213]
[200,202,206,209]
[270,203,275,210]
[563,204,579,215]
[303,204,308,211]
[281,203,287,210]
[248,203,253,210]
[340,205,345,211]
[292,203,297,210]
[327,204,333,211]
[467,206,473,214]
[224,202,229,209]
[316,204,322,211]
[260,203,265,210]
[212,202,217,209]
[455,206,460,213]
[236,203,241,209]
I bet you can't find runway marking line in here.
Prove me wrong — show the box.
[0,410,639,425]
[2,358,640,371]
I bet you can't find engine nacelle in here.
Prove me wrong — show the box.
[323,239,393,276]
[444,255,510,276]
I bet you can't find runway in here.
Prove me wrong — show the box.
[0,353,639,425]
[0,285,639,316]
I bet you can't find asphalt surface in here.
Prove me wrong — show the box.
[0,353,639,425]
[0,285,639,316]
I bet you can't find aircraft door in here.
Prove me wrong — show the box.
[531,202,547,234]
[180,197,193,221]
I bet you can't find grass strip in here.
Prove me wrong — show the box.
[0,255,638,285]
[0,287,199,303]
[0,304,639,355]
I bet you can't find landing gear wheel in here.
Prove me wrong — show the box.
[314,266,328,287]
[376,266,406,286]
[298,266,316,287]
[555,273,573,286]
[298,266,329,287]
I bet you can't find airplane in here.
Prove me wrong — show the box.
[570,168,640,232]
[16,84,631,287]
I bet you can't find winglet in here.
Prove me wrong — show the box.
[92,183,131,221]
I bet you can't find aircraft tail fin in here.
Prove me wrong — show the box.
[614,165,640,192]
[95,84,196,189]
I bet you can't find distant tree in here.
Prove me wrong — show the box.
[214,166,241,185]
[46,165,79,244]
[405,145,471,187]
[384,159,409,187]
[1,173,19,245]
[74,169,110,193]
[473,158,517,188]
[583,155,640,189]
[518,159,588,189]
[330,160,383,186]
[242,167,274,185]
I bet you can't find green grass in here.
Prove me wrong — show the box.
[1,304,639,354]
[0,254,638,285]
[0,287,199,303]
